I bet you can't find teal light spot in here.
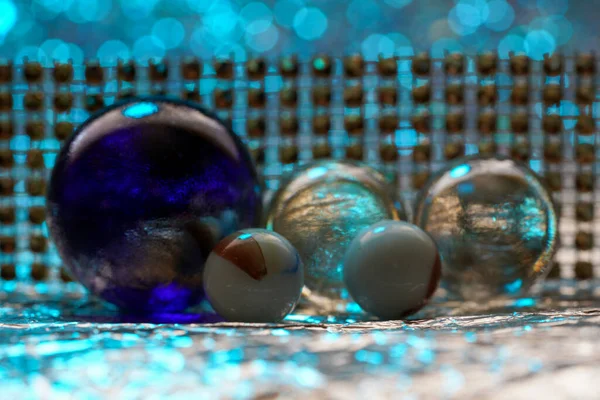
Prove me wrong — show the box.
[307,166,328,179]
[0,0,18,36]
[345,302,362,313]
[450,164,470,179]
[238,233,252,240]
[373,226,386,234]
[505,279,523,293]
[313,58,326,70]
[122,102,159,119]
[513,297,536,307]
[355,350,384,365]
[464,332,477,343]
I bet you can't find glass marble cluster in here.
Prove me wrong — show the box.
[203,229,303,322]
[265,160,404,312]
[414,157,558,301]
[46,98,262,313]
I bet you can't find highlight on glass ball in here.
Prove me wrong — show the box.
[46,97,262,313]
[265,160,405,312]
[344,220,441,320]
[414,156,558,301]
[203,229,303,322]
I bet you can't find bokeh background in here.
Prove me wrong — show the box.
[0,0,593,63]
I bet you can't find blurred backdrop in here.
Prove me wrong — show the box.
[0,0,593,63]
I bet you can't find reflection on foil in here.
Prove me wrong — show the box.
[1,282,600,399]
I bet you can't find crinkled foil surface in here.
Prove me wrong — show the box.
[1,283,600,399]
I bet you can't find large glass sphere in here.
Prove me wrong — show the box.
[47,98,262,313]
[414,156,557,301]
[265,160,403,312]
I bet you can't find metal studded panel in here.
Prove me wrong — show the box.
[0,53,597,291]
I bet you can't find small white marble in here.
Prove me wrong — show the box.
[203,229,303,322]
[343,220,441,320]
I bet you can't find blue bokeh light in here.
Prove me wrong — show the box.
[120,0,159,21]
[152,18,185,49]
[362,34,395,60]
[245,24,279,51]
[485,0,514,32]
[97,40,131,65]
[204,1,240,38]
[293,7,327,41]
[524,30,556,60]
[241,2,273,34]
[498,34,525,58]
[530,15,573,46]
[132,35,165,62]
[388,33,414,56]
[0,0,17,37]
[456,1,488,28]
[186,0,212,14]
[66,0,113,23]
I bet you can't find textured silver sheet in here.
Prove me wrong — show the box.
[2,282,599,399]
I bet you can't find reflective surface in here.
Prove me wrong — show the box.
[204,229,303,322]
[415,157,557,301]
[265,161,403,312]
[344,220,441,320]
[1,283,600,399]
[47,98,262,313]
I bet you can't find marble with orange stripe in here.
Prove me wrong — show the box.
[203,229,303,322]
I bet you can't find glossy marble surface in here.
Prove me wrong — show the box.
[414,157,557,301]
[265,161,403,313]
[204,229,303,322]
[344,220,441,320]
[47,98,262,313]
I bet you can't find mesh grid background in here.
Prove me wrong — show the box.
[0,52,598,293]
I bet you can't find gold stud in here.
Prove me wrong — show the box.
[53,62,73,83]
[84,61,104,84]
[313,115,330,136]
[181,57,202,80]
[247,58,267,80]
[411,52,431,76]
[344,54,364,77]
[117,60,136,82]
[477,52,497,75]
[543,114,562,135]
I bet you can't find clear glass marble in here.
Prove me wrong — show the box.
[265,161,404,313]
[414,157,558,301]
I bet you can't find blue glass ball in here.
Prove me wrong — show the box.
[47,98,262,313]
